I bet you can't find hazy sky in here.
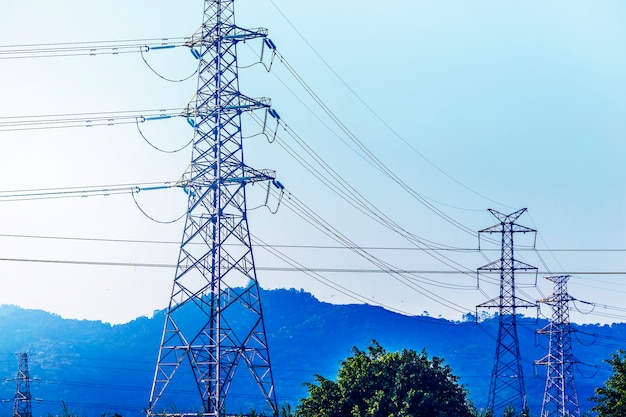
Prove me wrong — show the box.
[0,0,625,325]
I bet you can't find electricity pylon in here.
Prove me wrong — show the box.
[477,208,537,415]
[147,1,278,416]
[536,275,581,417]
[12,353,32,417]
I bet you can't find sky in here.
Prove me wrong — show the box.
[0,0,625,325]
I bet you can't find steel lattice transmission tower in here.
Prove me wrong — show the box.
[476,208,538,415]
[12,353,33,417]
[536,275,581,417]
[148,1,279,416]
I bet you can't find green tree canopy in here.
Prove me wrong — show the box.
[296,340,475,417]
[591,349,626,416]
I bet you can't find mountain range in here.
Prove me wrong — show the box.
[0,288,622,416]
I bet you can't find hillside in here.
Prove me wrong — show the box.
[0,288,621,416]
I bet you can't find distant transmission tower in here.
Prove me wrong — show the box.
[536,275,581,417]
[477,208,537,415]
[147,1,279,416]
[12,353,32,417]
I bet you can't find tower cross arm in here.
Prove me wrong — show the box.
[479,208,537,234]
[223,26,269,41]
[535,353,556,366]
[477,296,538,309]
[488,207,528,223]
[223,95,271,112]
[510,224,537,234]
[538,294,576,304]
[183,96,271,118]
[224,167,276,185]
[479,223,537,234]
[185,25,269,47]
[478,259,538,272]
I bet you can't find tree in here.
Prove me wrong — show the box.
[296,340,475,417]
[591,349,626,416]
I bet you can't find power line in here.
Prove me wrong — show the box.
[0,256,623,276]
[0,1,620,335]
[0,108,186,131]
[0,232,624,253]
[251,116,494,287]
[263,116,476,253]
[0,37,190,60]
[251,234,475,320]
[0,181,184,202]
[268,0,513,212]
[272,49,481,239]
[274,190,476,312]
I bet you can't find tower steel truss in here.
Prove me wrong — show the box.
[477,208,537,415]
[12,353,32,417]
[147,1,278,416]
[536,275,581,417]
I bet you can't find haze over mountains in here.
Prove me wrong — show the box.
[0,288,622,416]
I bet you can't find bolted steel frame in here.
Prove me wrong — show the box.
[477,208,538,415]
[536,275,581,417]
[147,1,278,416]
[13,353,32,417]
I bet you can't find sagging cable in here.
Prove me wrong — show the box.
[260,38,277,72]
[140,45,198,82]
[130,185,187,224]
[135,115,193,153]
[264,179,285,214]
[261,107,281,143]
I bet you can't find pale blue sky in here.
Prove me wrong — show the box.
[0,0,624,324]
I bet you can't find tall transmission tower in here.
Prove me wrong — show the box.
[476,208,537,415]
[148,1,279,416]
[536,275,581,417]
[12,353,33,417]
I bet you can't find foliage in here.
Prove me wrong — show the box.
[296,340,474,417]
[472,405,530,417]
[278,403,294,417]
[591,349,626,416]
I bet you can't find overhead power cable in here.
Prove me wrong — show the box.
[575,299,626,314]
[251,111,499,286]
[139,46,198,82]
[268,0,512,211]
[258,113,463,251]
[253,46,503,249]
[135,118,194,153]
[251,109,485,275]
[0,180,480,299]
[1,232,623,253]
[0,37,189,60]
[250,234,446,320]
[0,256,620,276]
[0,108,186,132]
[272,50,480,240]
[270,188,477,311]
[0,32,614,322]
[0,181,185,202]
